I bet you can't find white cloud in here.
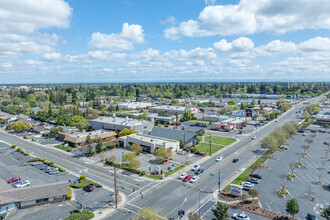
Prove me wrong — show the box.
[254,40,297,56]
[161,16,176,25]
[165,0,330,39]
[103,68,113,72]
[131,48,160,59]
[87,51,126,61]
[165,47,216,60]
[298,37,330,52]
[88,23,144,51]
[214,37,254,52]
[1,63,12,69]
[43,52,61,60]
[24,60,43,65]
[0,0,71,60]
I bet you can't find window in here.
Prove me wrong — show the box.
[36,198,49,204]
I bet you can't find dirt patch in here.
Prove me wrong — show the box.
[304,193,316,202]
[219,188,251,202]
[230,199,296,220]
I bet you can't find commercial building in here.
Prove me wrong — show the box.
[147,113,180,124]
[89,117,154,133]
[231,109,258,117]
[148,105,198,115]
[212,117,248,131]
[144,126,201,146]
[315,109,330,125]
[196,114,229,122]
[118,133,180,153]
[60,129,117,147]
[118,102,153,110]
[0,181,70,214]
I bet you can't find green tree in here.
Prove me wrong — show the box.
[212,202,229,220]
[123,152,137,163]
[118,128,135,137]
[131,206,166,220]
[320,205,330,220]
[286,198,299,220]
[11,121,32,132]
[155,148,172,162]
[86,135,93,144]
[131,143,142,155]
[128,158,141,169]
[228,99,236,105]
[56,114,74,126]
[95,138,103,153]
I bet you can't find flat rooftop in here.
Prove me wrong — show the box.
[150,105,186,111]
[91,117,151,126]
[124,133,178,145]
[69,129,113,138]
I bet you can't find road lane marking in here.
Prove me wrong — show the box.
[60,158,141,189]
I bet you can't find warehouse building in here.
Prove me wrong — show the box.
[148,105,198,115]
[118,133,180,153]
[89,117,154,133]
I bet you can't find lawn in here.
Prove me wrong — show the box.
[187,120,210,124]
[147,165,186,179]
[70,178,102,188]
[54,144,74,152]
[196,136,236,155]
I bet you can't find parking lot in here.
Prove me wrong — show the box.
[254,131,330,219]
[0,142,76,187]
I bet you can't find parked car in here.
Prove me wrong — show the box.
[194,168,204,175]
[179,173,188,179]
[231,213,250,220]
[48,170,60,175]
[191,164,200,171]
[241,182,254,191]
[14,180,30,188]
[280,145,289,150]
[246,178,259,184]
[45,167,59,173]
[150,171,159,175]
[232,158,239,163]
[7,177,21,183]
[306,214,317,220]
[183,175,192,182]
[31,161,43,166]
[216,156,223,162]
[249,173,262,179]
[40,165,50,170]
[275,119,278,122]
[190,176,199,183]
[251,135,256,140]
[83,185,94,192]
[303,133,307,136]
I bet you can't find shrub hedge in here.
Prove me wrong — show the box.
[105,160,145,176]
[67,186,72,200]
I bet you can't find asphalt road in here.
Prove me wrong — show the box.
[106,96,324,219]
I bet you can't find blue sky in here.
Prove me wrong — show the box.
[0,0,330,83]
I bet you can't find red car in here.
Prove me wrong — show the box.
[183,175,192,182]
[7,177,21,183]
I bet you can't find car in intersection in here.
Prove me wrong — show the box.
[216,156,223,162]
[190,176,199,183]
[232,158,239,163]
[179,173,188,179]
[191,164,200,171]
[183,175,192,182]
[251,135,256,140]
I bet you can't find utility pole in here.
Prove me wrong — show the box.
[114,166,118,209]
[209,131,212,156]
[218,169,221,193]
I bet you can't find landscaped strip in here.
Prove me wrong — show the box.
[70,178,102,188]
[196,136,236,155]
[54,144,74,152]
[147,164,186,179]
[64,210,94,220]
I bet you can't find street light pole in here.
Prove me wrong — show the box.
[218,169,221,193]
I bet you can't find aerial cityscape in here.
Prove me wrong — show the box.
[0,1,329,220]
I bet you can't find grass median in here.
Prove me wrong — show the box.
[147,164,186,179]
[54,144,73,152]
[70,178,102,188]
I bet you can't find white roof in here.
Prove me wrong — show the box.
[91,117,151,126]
